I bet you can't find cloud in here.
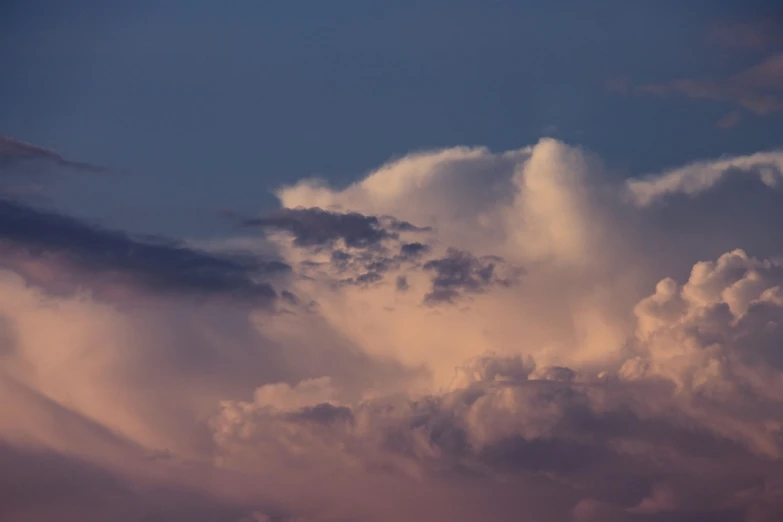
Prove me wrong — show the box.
[422,248,521,304]
[0,198,288,303]
[620,52,783,127]
[631,249,783,388]
[213,340,783,519]
[638,53,783,114]
[0,135,111,175]
[716,110,743,129]
[707,14,783,53]
[4,138,783,520]
[612,14,783,128]
[242,207,426,249]
[276,139,612,269]
[625,150,783,206]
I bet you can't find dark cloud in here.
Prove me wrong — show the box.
[422,248,520,304]
[479,435,613,474]
[0,198,287,303]
[243,208,526,302]
[244,207,420,249]
[399,242,430,259]
[0,135,111,174]
[354,271,383,286]
[248,209,448,291]
[384,218,432,233]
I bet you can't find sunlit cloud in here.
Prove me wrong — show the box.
[2,138,783,520]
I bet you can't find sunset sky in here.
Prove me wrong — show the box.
[2,2,783,521]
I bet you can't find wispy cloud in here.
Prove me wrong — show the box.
[610,14,783,129]
[0,135,112,174]
[635,53,783,116]
[707,13,783,53]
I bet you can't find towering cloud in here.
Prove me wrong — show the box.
[2,138,783,520]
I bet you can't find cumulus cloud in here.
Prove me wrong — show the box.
[5,138,783,520]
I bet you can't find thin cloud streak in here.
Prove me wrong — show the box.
[0,135,113,175]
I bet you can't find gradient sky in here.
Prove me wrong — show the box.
[2,0,781,236]
[3,3,783,521]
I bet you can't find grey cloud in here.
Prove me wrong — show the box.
[0,135,111,175]
[243,207,420,249]
[478,435,613,474]
[0,198,288,303]
[242,208,450,291]
[530,365,577,382]
[215,351,783,520]
[423,248,521,304]
[243,208,524,302]
[384,217,432,233]
[399,242,429,259]
[287,403,355,425]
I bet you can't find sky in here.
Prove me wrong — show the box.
[2,2,783,521]
[2,0,781,236]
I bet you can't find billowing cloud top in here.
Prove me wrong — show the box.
[3,137,783,521]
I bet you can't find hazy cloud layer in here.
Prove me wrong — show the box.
[3,138,783,520]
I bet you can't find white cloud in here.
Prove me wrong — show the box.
[626,150,783,206]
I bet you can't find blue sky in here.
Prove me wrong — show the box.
[2,0,781,237]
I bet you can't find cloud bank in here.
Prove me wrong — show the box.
[3,138,783,521]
